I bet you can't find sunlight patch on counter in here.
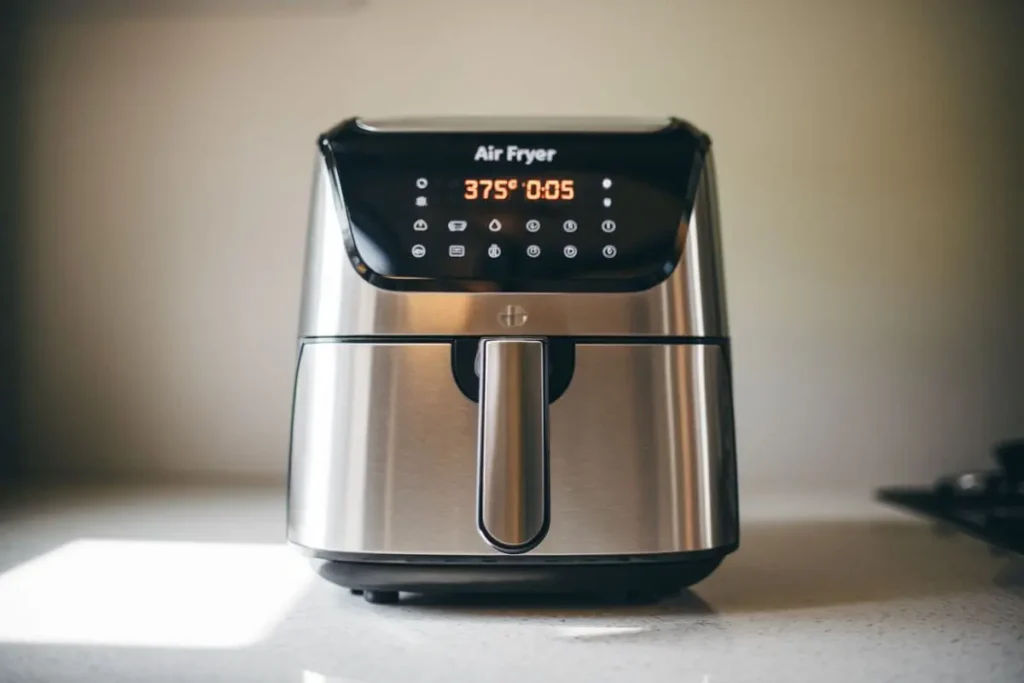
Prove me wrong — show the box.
[0,539,312,648]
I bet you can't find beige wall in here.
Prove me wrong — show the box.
[19,0,1023,491]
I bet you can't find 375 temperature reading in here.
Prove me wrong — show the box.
[464,178,575,201]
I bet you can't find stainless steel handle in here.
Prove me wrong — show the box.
[477,338,548,551]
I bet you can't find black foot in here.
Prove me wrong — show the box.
[349,588,364,596]
[363,590,399,604]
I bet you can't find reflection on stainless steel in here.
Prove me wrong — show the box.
[687,150,728,336]
[288,342,737,555]
[477,339,548,550]
[355,116,671,133]
[297,150,727,338]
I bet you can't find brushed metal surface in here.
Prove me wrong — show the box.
[287,341,738,556]
[297,148,727,338]
[355,116,671,133]
[477,339,548,550]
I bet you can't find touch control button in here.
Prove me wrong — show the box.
[601,219,616,233]
[563,245,578,258]
[602,245,617,259]
[487,244,502,258]
[488,219,502,232]
[563,219,578,233]
[413,219,428,231]
[411,244,427,258]
[449,245,466,258]
[526,219,540,233]
[526,245,541,258]
[448,220,467,232]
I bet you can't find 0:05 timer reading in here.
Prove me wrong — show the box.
[464,178,575,201]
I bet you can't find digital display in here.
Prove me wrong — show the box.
[324,122,706,292]
[464,178,575,201]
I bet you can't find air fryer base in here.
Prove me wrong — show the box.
[312,547,735,604]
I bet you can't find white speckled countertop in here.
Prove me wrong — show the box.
[0,482,1020,683]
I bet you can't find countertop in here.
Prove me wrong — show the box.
[0,481,1020,683]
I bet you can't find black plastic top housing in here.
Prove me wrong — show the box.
[321,118,709,293]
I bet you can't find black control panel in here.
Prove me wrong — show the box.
[322,118,708,292]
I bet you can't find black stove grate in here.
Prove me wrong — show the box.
[877,439,1024,557]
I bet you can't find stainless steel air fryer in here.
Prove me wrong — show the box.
[288,117,738,603]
